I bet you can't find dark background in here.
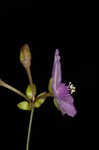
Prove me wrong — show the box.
[0,4,96,150]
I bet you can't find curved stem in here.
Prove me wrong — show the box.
[26,109,34,150]
[0,79,30,102]
[35,92,53,101]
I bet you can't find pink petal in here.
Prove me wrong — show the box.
[64,95,74,104]
[52,49,62,91]
[58,100,77,117]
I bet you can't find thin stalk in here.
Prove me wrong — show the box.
[35,92,53,101]
[0,79,30,102]
[25,67,35,150]
[26,109,34,150]
[26,67,35,101]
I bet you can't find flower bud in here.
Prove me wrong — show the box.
[20,44,32,69]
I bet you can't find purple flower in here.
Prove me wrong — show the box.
[52,49,77,117]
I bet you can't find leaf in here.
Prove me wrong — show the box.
[17,101,31,111]
[48,78,53,93]
[34,92,46,108]
[26,84,37,99]
[53,98,60,111]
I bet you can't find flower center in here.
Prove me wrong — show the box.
[68,82,76,94]
[57,83,69,100]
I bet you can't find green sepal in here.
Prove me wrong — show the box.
[48,78,53,93]
[53,98,60,111]
[34,92,46,108]
[17,101,31,111]
[26,84,37,99]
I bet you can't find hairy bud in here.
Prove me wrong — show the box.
[20,44,32,69]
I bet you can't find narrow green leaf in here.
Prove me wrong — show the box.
[26,84,37,99]
[17,101,31,111]
[48,78,53,93]
[34,92,46,108]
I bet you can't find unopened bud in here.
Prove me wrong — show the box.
[20,44,32,69]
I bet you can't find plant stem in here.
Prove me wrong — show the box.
[35,92,53,101]
[26,67,35,101]
[25,66,35,150]
[26,108,34,150]
[0,79,30,102]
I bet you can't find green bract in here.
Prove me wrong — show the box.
[26,84,37,99]
[17,101,31,111]
[34,92,46,108]
[48,78,59,110]
[53,98,60,111]
[48,78,53,93]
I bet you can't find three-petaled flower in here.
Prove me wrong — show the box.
[51,49,77,117]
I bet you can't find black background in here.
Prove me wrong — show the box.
[0,4,96,150]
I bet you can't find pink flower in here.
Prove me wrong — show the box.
[52,49,77,117]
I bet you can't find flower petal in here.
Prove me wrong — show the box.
[64,95,74,104]
[52,49,62,92]
[56,83,69,100]
[57,99,77,117]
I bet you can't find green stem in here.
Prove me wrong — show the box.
[0,79,30,102]
[26,109,34,150]
[26,67,35,101]
[35,92,53,101]
[25,66,35,150]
